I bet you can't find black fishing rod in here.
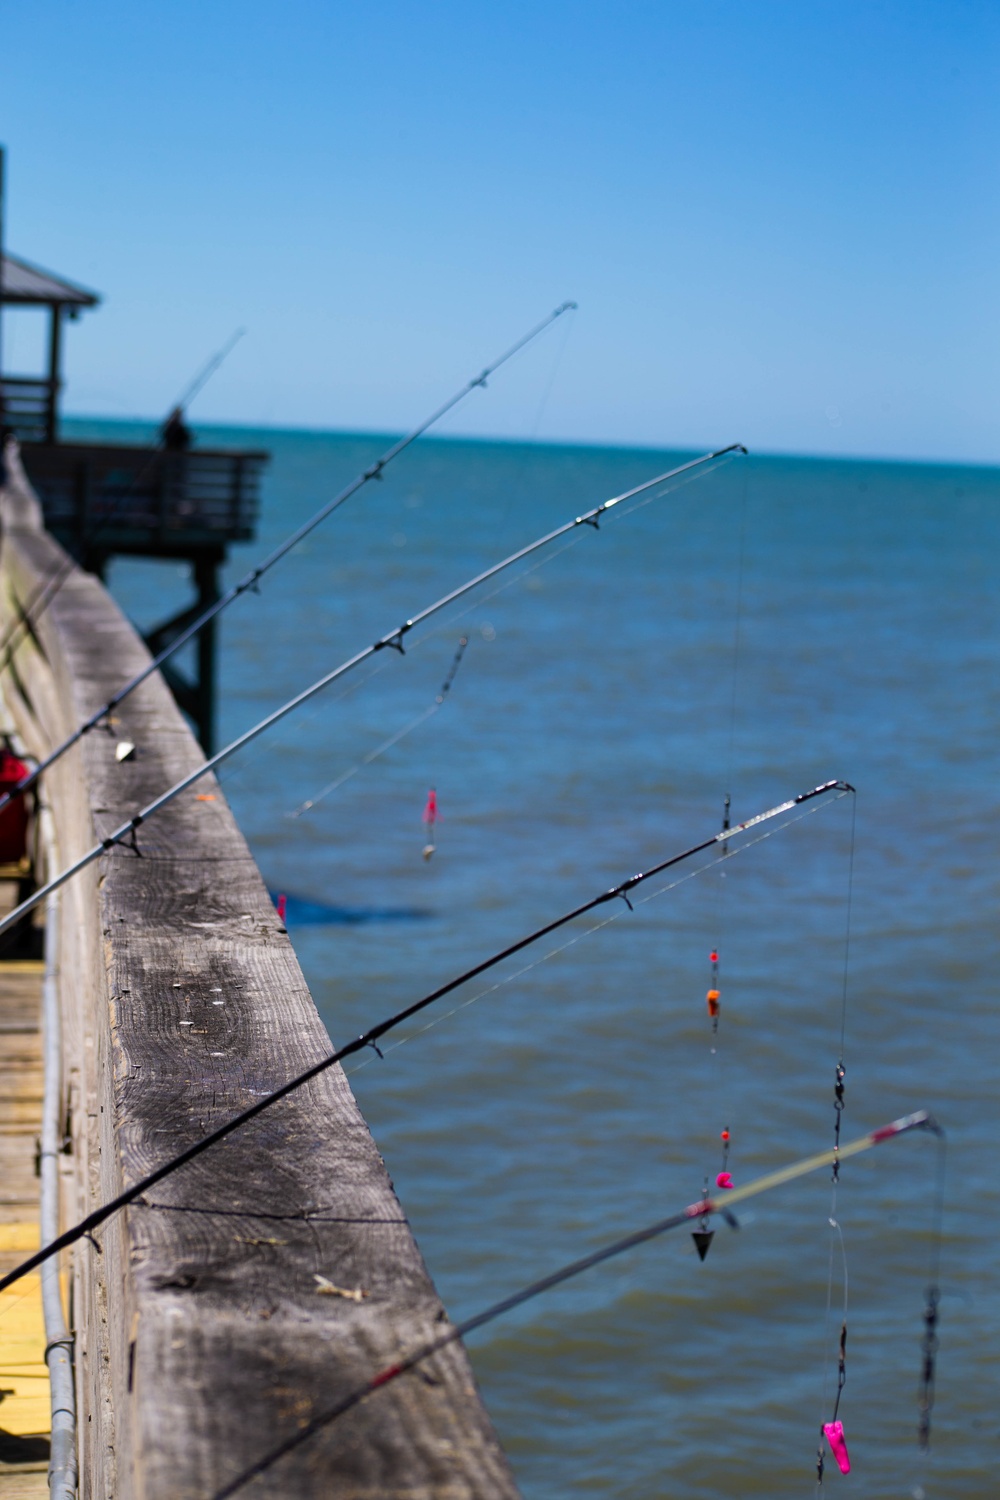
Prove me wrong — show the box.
[0,301,577,813]
[213,1108,935,1499]
[0,775,845,1294]
[0,326,248,672]
[0,442,744,940]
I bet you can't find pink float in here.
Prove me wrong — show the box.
[822,1420,851,1474]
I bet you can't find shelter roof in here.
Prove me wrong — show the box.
[1,252,100,308]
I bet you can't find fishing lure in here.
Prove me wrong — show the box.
[717,1129,732,1190]
[706,948,720,1037]
[211,1111,936,1500]
[0,780,852,1295]
[422,788,438,860]
[693,1134,732,1259]
[822,1417,850,1475]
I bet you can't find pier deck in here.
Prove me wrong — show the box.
[0,958,49,1497]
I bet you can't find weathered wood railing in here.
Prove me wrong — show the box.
[20,442,267,555]
[0,443,519,1500]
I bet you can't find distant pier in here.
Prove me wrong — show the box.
[0,184,267,756]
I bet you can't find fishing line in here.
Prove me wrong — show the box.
[211,526,589,803]
[693,460,750,1250]
[0,445,745,940]
[915,1122,946,1490]
[816,789,858,1486]
[173,327,246,414]
[274,447,719,820]
[0,775,836,1296]
[0,304,577,817]
[287,636,469,820]
[210,1110,938,1500]
[709,456,749,1009]
[220,448,731,804]
[697,804,733,1252]
[816,1219,850,1491]
[529,305,575,441]
[215,635,414,798]
[345,787,854,1081]
[0,329,248,676]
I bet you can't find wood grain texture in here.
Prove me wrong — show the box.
[0,446,521,1500]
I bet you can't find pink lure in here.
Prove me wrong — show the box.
[276,894,287,924]
[422,789,438,826]
[715,1171,733,1190]
[822,1420,851,1475]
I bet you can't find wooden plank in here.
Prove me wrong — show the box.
[0,957,50,1460]
[0,1472,49,1499]
[0,447,520,1500]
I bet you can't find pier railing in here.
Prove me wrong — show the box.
[0,440,519,1500]
[19,441,267,556]
[1,375,57,445]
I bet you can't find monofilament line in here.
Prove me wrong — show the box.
[211,1110,938,1499]
[346,785,854,1079]
[0,774,836,1296]
[0,444,746,940]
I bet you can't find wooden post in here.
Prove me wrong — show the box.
[193,554,218,755]
[45,304,62,445]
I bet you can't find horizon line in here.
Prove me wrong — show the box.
[57,411,998,473]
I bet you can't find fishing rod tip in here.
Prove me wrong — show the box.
[871,1109,939,1142]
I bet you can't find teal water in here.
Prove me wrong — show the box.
[67,419,999,1497]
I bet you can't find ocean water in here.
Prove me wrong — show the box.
[67,419,999,1498]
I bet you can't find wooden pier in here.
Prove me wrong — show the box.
[0,445,520,1498]
[0,166,269,757]
[0,958,49,1499]
[18,439,268,757]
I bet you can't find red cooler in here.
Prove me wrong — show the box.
[0,749,29,864]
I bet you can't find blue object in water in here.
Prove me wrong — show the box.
[267,891,432,927]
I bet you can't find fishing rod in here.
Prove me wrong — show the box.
[173,326,245,414]
[0,442,745,940]
[0,301,577,814]
[0,326,249,672]
[213,1108,937,1499]
[0,774,843,1294]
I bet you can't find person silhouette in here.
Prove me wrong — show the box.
[161,406,192,450]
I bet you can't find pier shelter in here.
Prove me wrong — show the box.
[0,242,267,755]
[0,252,98,448]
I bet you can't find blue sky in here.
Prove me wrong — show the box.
[2,2,997,459]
